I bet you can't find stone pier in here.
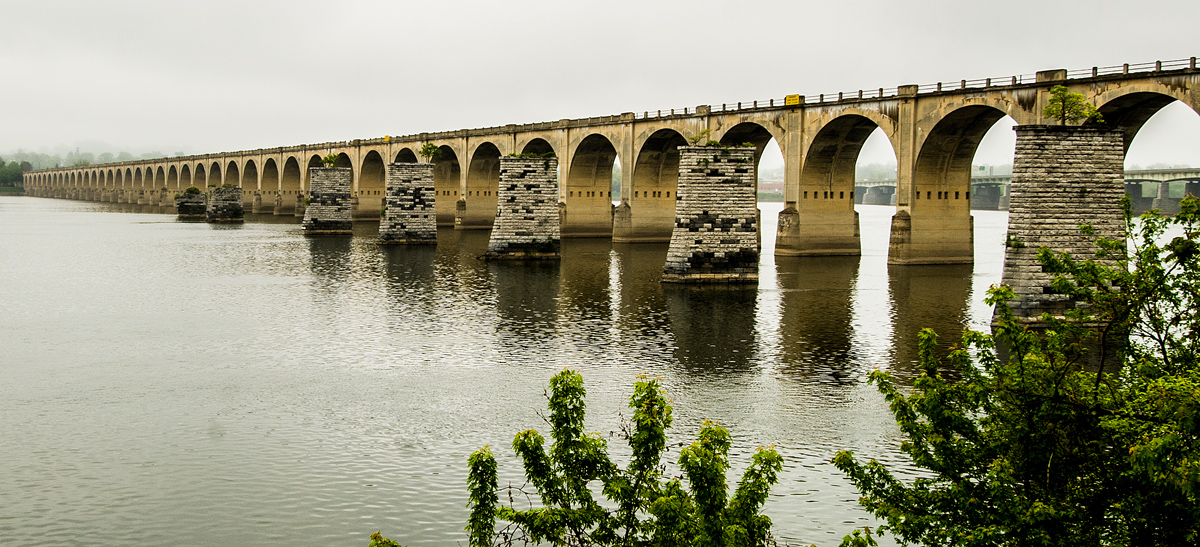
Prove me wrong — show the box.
[378,163,437,245]
[206,187,245,223]
[998,125,1125,323]
[482,156,560,259]
[303,167,353,235]
[662,146,758,283]
[175,191,206,219]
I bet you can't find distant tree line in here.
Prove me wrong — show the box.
[1,149,182,171]
[0,158,30,186]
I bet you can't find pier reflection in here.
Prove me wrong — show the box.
[663,284,758,373]
[887,264,973,382]
[774,256,859,384]
[306,236,353,280]
[490,260,561,338]
[557,239,615,342]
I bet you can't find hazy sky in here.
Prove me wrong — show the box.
[4,0,1198,169]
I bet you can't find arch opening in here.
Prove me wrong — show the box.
[224,161,240,187]
[357,151,386,219]
[462,142,501,229]
[394,148,417,163]
[240,160,257,210]
[521,138,555,156]
[624,128,687,242]
[433,145,461,226]
[280,157,301,214]
[565,134,618,237]
[194,164,207,189]
[260,158,280,214]
[180,165,191,191]
[1119,100,1200,214]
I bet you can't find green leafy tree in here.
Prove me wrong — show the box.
[321,153,339,167]
[833,197,1200,547]
[462,370,783,547]
[418,142,442,162]
[1043,84,1104,125]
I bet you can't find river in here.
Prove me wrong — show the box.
[0,196,1008,546]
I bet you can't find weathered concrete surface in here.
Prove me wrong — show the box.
[379,162,437,245]
[482,157,560,259]
[663,146,758,283]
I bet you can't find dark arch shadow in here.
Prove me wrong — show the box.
[565,134,618,237]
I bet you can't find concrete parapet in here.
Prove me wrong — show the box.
[662,146,758,283]
[482,156,560,259]
[303,167,353,235]
[998,125,1125,323]
[206,187,245,223]
[379,163,437,245]
[175,192,206,219]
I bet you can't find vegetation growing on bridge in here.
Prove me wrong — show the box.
[835,198,1200,547]
[418,142,441,162]
[1043,85,1104,125]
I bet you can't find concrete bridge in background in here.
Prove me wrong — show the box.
[855,168,1200,211]
[24,57,1200,264]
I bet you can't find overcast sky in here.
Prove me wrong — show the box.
[3,0,1198,169]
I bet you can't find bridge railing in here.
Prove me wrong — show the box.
[1068,57,1197,79]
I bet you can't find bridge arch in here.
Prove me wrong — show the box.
[802,114,883,206]
[261,158,279,191]
[260,158,280,214]
[210,162,222,188]
[193,163,207,188]
[433,145,461,226]
[1089,88,1200,151]
[224,160,240,187]
[564,133,618,237]
[279,156,301,214]
[520,138,555,156]
[357,150,385,218]
[394,148,417,163]
[167,166,179,193]
[622,128,687,242]
[180,165,191,190]
[462,141,502,229]
[304,154,322,191]
[913,105,1008,205]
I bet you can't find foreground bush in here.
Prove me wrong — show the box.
[834,199,1200,547]
[466,370,782,547]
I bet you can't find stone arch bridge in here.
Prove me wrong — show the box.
[24,57,1200,264]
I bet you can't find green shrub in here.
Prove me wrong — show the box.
[462,370,782,547]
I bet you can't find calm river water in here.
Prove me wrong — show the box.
[0,196,1008,546]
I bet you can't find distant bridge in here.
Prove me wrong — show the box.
[855,168,1200,211]
[24,57,1200,264]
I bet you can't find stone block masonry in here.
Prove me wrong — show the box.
[482,156,560,260]
[176,192,206,219]
[998,125,1125,322]
[303,167,353,235]
[379,163,437,245]
[206,187,244,223]
[662,146,759,283]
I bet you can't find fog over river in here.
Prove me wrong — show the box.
[0,197,1008,546]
